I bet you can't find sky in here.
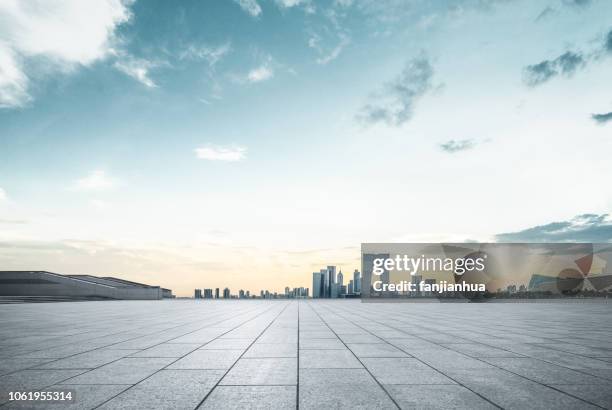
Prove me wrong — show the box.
[1,0,612,296]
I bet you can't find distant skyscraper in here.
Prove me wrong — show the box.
[215,288,219,299]
[348,280,354,294]
[204,288,213,299]
[338,270,344,287]
[223,288,230,298]
[353,269,361,293]
[327,266,336,298]
[239,289,245,298]
[362,254,389,298]
[285,287,290,297]
[312,272,324,298]
[194,289,202,299]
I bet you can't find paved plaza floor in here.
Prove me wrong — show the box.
[1,300,611,409]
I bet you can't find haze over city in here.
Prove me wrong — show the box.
[1,0,612,296]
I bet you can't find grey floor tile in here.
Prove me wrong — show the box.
[130,343,200,358]
[481,357,611,385]
[361,358,455,385]
[220,358,296,385]
[168,350,243,370]
[36,349,139,369]
[299,368,397,409]
[347,343,409,358]
[98,370,224,410]
[445,368,600,409]
[199,386,296,409]
[550,384,612,409]
[299,349,362,369]
[244,343,296,358]
[59,358,174,385]
[0,370,86,403]
[299,338,345,350]
[201,339,253,350]
[386,384,497,409]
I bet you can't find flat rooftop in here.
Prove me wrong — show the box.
[1,300,611,409]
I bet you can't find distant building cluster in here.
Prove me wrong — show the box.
[312,266,361,298]
[194,286,309,300]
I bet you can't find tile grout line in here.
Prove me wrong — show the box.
[194,302,292,410]
[336,303,606,410]
[305,301,402,410]
[364,304,611,407]
[90,303,282,410]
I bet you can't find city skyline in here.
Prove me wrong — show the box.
[1,0,612,297]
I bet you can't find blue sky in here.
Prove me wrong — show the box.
[1,0,612,295]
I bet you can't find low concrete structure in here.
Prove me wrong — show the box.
[0,271,172,301]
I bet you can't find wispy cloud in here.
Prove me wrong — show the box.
[234,0,262,17]
[0,0,132,108]
[523,51,585,87]
[179,42,232,67]
[114,56,158,88]
[439,139,476,153]
[274,0,315,13]
[357,56,434,126]
[73,170,116,191]
[309,32,350,65]
[247,64,274,83]
[496,214,612,242]
[563,0,592,7]
[606,29,612,53]
[195,145,247,162]
[591,112,612,124]
[535,6,556,22]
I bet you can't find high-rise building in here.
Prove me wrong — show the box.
[223,288,230,298]
[239,289,245,298]
[353,269,361,294]
[312,272,324,298]
[348,280,354,294]
[194,289,202,299]
[327,266,336,298]
[215,288,220,299]
[246,290,250,298]
[285,287,290,297]
[338,270,344,287]
[362,254,389,298]
[204,288,213,299]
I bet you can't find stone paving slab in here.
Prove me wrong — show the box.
[1,300,611,409]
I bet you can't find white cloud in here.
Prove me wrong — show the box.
[73,170,116,191]
[247,65,274,83]
[274,0,314,12]
[179,42,231,67]
[234,0,262,17]
[195,145,247,162]
[310,33,350,65]
[0,0,132,108]
[0,187,7,201]
[114,56,157,88]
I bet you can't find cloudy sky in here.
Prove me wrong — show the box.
[1,0,612,296]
